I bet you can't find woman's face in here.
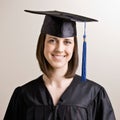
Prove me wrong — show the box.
[44,34,74,70]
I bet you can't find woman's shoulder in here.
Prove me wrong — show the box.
[15,75,43,93]
[75,74,105,94]
[74,74,109,103]
[23,75,43,87]
[75,74,103,86]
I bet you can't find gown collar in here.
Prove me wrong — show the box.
[39,74,82,107]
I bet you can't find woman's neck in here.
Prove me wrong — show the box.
[43,67,72,87]
[43,74,73,88]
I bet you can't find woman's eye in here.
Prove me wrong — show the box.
[64,41,72,45]
[48,39,56,44]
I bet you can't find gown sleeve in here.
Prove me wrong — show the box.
[93,87,116,120]
[4,87,24,120]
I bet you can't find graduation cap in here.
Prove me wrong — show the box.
[24,10,98,81]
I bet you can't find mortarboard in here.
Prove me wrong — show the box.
[24,10,98,81]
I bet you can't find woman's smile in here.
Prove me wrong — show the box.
[52,54,66,61]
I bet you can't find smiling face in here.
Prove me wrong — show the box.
[44,34,75,70]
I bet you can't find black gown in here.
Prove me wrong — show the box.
[4,75,116,120]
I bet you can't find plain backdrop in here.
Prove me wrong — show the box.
[0,0,120,119]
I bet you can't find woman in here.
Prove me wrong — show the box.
[4,10,116,120]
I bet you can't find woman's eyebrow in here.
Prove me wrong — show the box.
[64,38,73,41]
[48,36,58,40]
[48,36,73,41]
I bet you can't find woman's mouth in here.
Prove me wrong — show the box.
[52,54,66,60]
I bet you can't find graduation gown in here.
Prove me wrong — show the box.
[4,75,116,120]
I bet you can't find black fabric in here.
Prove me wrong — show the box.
[4,75,116,120]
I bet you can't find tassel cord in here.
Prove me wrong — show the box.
[81,22,87,81]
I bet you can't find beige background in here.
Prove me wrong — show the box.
[0,0,120,119]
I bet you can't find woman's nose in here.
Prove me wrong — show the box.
[55,42,65,52]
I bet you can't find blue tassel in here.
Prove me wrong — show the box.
[81,22,87,81]
[81,41,87,81]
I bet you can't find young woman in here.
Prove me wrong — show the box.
[4,10,116,120]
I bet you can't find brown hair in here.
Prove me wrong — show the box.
[36,33,79,78]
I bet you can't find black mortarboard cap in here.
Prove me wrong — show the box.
[24,10,97,37]
[24,10,98,81]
